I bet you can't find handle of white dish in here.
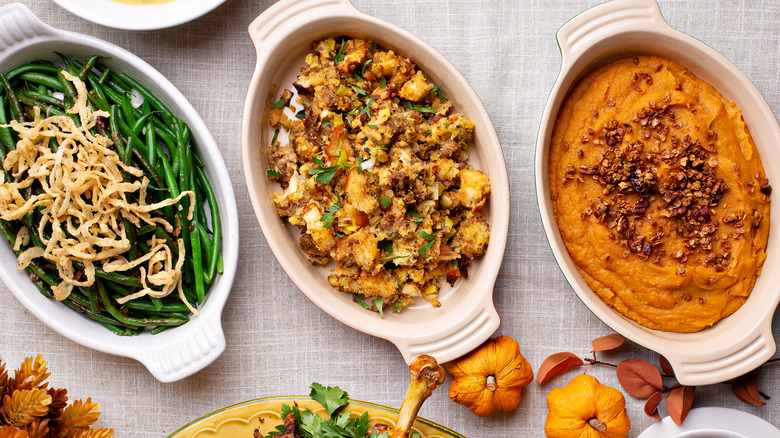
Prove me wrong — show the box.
[394,301,500,365]
[136,312,226,383]
[556,0,668,63]
[0,3,55,52]
[664,326,776,386]
[247,0,357,50]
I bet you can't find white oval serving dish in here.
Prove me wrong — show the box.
[535,0,780,385]
[0,3,239,382]
[52,0,225,31]
[242,0,508,364]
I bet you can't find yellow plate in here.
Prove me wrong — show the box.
[168,396,466,438]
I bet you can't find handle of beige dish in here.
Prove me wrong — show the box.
[556,0,669,63]
[392,296,501,365]
[0,2,55,51]
[661,324,776,386]
[248,0,358,55]
[134,312,226,383]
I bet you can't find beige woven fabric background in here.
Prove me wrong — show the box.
[0,0,778,436]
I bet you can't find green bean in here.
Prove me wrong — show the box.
[196,165,221,282]
[119,73,175,124]
[5,63,58,81]
[57,69,77,107]
[0,96,13,155]
[22,90,64,107]
[121,92,137,127]
[17,95,65,117]
[17,72,64,92]
[89,287,100,313]
[97,279,187,327]
[78,55,101,81]
[150,326,170,335]
[1,73,24,122]
[122,299,190,313]
[131,111,157,137]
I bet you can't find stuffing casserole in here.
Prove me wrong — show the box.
[266,37,491,313]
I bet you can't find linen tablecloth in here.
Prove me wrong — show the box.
[0,0,778,436]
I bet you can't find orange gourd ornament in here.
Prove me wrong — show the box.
[446,335,533,417]
[545,374,631,438]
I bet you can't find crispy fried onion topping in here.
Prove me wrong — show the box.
[0,71,197,314]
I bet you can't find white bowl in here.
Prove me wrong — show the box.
[242,0,509,364]
[0,3,239,382]
[536,0,780,385]
[52,0,225,31]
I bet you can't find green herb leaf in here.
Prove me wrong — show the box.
[270,97,286,108]
[329,40,347,64]
[321,119,332,127]
[354,293,370,309]
[381,254,409,263]
[367,124,378,129]
[312,156,325,167]
[374,299,385,318]
[452,259,459,267]
[419,240,435,255]
[408,209,421,218]
[417,230,436,241]
[355,59,372,81]
[351,83,366,96]
[378,196,392,208]
[310,383,349,417]
[266,169,282,178]
[319,198,341,228]
[404,100,437,114]
[431,87,446,100]
[379,76,387,88]
[271,128,280,145]
[313,166,341,184]
[295,109,306,119]
[359,96,373,118]
[393,302,404,313]
[385,232,396,238]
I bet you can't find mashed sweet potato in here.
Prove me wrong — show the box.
[549,56,770,332]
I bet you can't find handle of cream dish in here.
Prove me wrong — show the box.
[394,301,500,365]
[247,0,355,51]
[664,327,776,387]
[0,3,55,53]
[556,0,668,63]
[136,312,226,383]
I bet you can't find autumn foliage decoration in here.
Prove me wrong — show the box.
[446,335,534,417]
[0,354,114,438]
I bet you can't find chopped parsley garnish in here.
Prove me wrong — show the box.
[408,209,421,218]
[452,259,459,267]
[379,76,387,88]
[431,87,447,100]
[379,240,393,254]
[329,40,347,64]
[351,83,366,96]
[385,232,396,238]
[374,299,385,318]
[266,169,282,178]
[404,100,437,114]
[417,230,436,241]
[271,128,280,145]
[353,293,370,309]
[359,96,373,118]
[381,254,409,263]
[319,198,341,228]
[393,302,404,313]
[270,97,286,108]
[295,109,306,119]
[309,156,345,184]
[417,230,436,255]
[367,124,378,129]
[354,59,372,81]
[378,196,392,208]
[266,383,384,438]
[370,42,375,55]
[321,119,332,127]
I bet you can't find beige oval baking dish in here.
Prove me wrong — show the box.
[242,0,509,364]
[536,0,780,385]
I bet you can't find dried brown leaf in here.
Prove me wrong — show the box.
[46,388,68,419]
[537,352,584,384]
[732,371,766,407]
[590,334,626,352]
[658,355,675,378]
[616,358,663,399]
[667,385,695,426]
[643,391,663,420]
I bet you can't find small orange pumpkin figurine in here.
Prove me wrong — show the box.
[545,374,631,438]
[446,335,533,417]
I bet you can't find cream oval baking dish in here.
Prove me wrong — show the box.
[242,0,509,364]
[0,3,240,382]
[536,0,780,386]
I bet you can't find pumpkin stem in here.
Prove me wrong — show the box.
[588,418,607,433]
[486,375,497,392]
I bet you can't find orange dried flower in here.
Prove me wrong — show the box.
[1,388,52,427]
